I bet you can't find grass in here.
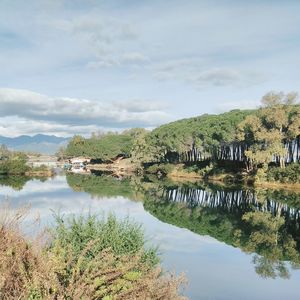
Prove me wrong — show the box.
[0,205,186,299]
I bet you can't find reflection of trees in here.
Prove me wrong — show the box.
[160,185,300,220]
[65,173,300,279]
[66,173,145,201]
[252,256,291,279]
[235,210,300,279]
[143,182,300,279]
[0,176,31,191]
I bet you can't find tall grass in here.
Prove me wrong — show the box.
[0,206,186,299]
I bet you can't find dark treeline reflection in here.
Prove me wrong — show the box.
[0,175,48,191]
[144,181,300,279]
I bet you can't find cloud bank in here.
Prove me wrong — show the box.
[0,88,170,137]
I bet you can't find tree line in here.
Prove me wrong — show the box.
[64,91,300,172]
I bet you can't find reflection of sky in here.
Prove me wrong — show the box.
[1,176,300,300]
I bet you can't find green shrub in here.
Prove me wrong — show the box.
[266,164,300,183]
[146,163,174,175]
[32,164,49,172]
[0,155,29,175]
[0,210,186,300]
[197,163,214,177]
[50,213,159,266]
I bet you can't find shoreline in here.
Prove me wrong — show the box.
[88,162,300,191]
[4,161,300,191]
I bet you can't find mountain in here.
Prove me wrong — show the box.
[0,134,70,154]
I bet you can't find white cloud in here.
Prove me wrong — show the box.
[150,59,266,87]
[0,116,103,137]
[0,88,171,137]
[50,15,147,69]
[193,68,266,87]
[87,52,150,69]
[115,99,167,113]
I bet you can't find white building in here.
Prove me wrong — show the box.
[26,156,58,168]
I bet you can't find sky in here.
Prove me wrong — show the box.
[0,0,299,137]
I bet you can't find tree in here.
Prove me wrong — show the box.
[0,144,10,160]
[237,91,300,170]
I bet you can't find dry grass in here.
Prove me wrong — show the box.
[0,205,187,300]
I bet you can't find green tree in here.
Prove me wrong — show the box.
[238,91,300,170]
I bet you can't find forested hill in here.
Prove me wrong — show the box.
[64,92,300,173]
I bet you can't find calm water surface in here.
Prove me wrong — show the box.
[1,173,300,300]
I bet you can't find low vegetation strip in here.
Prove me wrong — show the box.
[0,208,186,300]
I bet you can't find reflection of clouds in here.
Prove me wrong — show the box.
[2,177,219,256]
[0,176,68,197]
[150,225,219,254]
[0,186,16,195]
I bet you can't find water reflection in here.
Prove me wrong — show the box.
[1,173,300,281]
[64,174,300,279]
[0,175,48,191]
[143,180,300,279]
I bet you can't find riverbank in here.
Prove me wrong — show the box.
[0,152,55,178]
[85,159,300,191]
[25,169,54,177]
[168,165,300,191]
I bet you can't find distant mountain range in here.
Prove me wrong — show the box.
[0,134,70,154]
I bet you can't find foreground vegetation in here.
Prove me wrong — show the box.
[0,207,185,299]
[0,145,54,179]
[0,145,29,175]
[62,91,300,186]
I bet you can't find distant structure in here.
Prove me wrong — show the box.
[69,157,91,173]
[70,157,90,165]
[26,155,58,168]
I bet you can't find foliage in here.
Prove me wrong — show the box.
[0,144,10,160]
[0,175,31,190]
[65,132,134,161]
[66,173,136,199]
[62,91,300,184]
[146,109,253,162]
[0,151,29,175]
[143,181,300,279]
[0,209,186,300]
[266,163,300,183]
[237,91,300,170]
[145,163,175,175]
[236,210,300,279]
[58,91,300,187]
[50,213,158,265]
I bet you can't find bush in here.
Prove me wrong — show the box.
[0,157,29,175]
[50,213,159,266]
[146,163,175,175]
[32,164,49,172]
[0,209,186,300]
[266,164,300,183]
[197,163,214,177]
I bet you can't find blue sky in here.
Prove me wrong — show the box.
[0,0,299,136]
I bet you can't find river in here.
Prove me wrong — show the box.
[1,173,300,300]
